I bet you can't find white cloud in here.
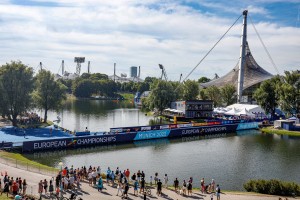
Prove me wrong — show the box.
[0,1,299,80]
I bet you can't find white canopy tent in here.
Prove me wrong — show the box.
[214,104,265,118]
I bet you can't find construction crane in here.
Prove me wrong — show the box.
[158,64,168,81]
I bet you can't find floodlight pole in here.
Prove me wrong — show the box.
[74,57,85,75]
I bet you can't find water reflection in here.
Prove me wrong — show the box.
[45,99,153,132]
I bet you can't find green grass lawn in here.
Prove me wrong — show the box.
[261,126,300,137]
[118,92,135,100]
[0,151,58,173]
[0,195,12,200]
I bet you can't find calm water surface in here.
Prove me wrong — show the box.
[43,99,153,132]
[28,99,300,191]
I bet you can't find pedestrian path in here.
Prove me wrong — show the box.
[0,162,289,200]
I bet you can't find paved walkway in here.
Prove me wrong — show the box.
[0,162,296,200]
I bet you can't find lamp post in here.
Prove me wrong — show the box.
[59,162,63,199]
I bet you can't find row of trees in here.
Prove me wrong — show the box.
[144,71,299,117]
[254,71,300,118]
[0,61,66,126]
[60,73,156,98]
[142,79,237,114]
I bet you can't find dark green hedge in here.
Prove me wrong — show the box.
[244,179,300,196]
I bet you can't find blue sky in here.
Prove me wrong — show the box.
[0,0,299,80]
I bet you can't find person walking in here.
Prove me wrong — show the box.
[140,178,145,194]
[38,180,43,194]
[1,181,9,197]
[49,180,54,195]
[43,179,48,194]
[154,172,158,185]
[174,178,179,193]
[211,179,215,192]
[18,177,22,194]
[182,180,187,196]
[133,180,139,196]
[187,180,193,196]
[125,169,130,182]
[22,179,27,195]
[216,184,221,200]
[116,182,123,196]
[137,170,141,183]
[157,179,162,196]
[201,178,205,194]
[123,182,129,199]
[97,177,103,192]
[164,174,168,188]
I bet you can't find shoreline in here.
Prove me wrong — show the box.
[261,126,300,137]
[0,152,297,200]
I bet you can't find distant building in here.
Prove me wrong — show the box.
[54,72,79,81]
[108,74,143,83]
[130,66,138,77]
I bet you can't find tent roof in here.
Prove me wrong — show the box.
[201,42,273,90]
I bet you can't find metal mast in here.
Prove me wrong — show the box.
[114,63,116,82]
[237,10,248,103]
[88,61,90,74]
[62,60,64,75]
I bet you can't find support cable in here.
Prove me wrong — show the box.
[176,14,243,91]
[249,15,281,75]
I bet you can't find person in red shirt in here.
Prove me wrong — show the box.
[12,181,18,195]
[125,169,130,182]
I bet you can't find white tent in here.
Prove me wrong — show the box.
[224,108,239,116]
[222,104,265,117]
[236,108,255,117]
[226,104,265,114]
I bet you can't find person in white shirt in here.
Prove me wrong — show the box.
[69,176,74,189]
[88,172,93,186]
[164,174,168,188]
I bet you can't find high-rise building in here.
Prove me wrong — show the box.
[130,66,138,77]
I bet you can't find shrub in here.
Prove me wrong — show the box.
[244,179,300,196]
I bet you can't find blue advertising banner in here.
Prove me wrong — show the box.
[22,133,137,152]
[236,122,259,130]
[134,129,171,140]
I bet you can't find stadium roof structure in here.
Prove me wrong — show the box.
[201,41,273,91]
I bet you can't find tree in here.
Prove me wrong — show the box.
[90,73,108,81]
[198,76,211,83]
[205,86,222,107]
[182,80,199,100]
[80,73,91,79]
[57,79,73,93]
[221,84,236,106]
[0,61,34,126]
[199,89,208,100]
[148,80,176,114]
[253,76,281,118]
[72,79,96,97]
[33,70,67,123]
[278,71,300,115]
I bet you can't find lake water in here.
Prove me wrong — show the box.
[26,99,300,191]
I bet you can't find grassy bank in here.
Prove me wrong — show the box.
[0,150,58,174]
[118,92,135,100]
[261,126,300,137]
[0,196,11,200]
